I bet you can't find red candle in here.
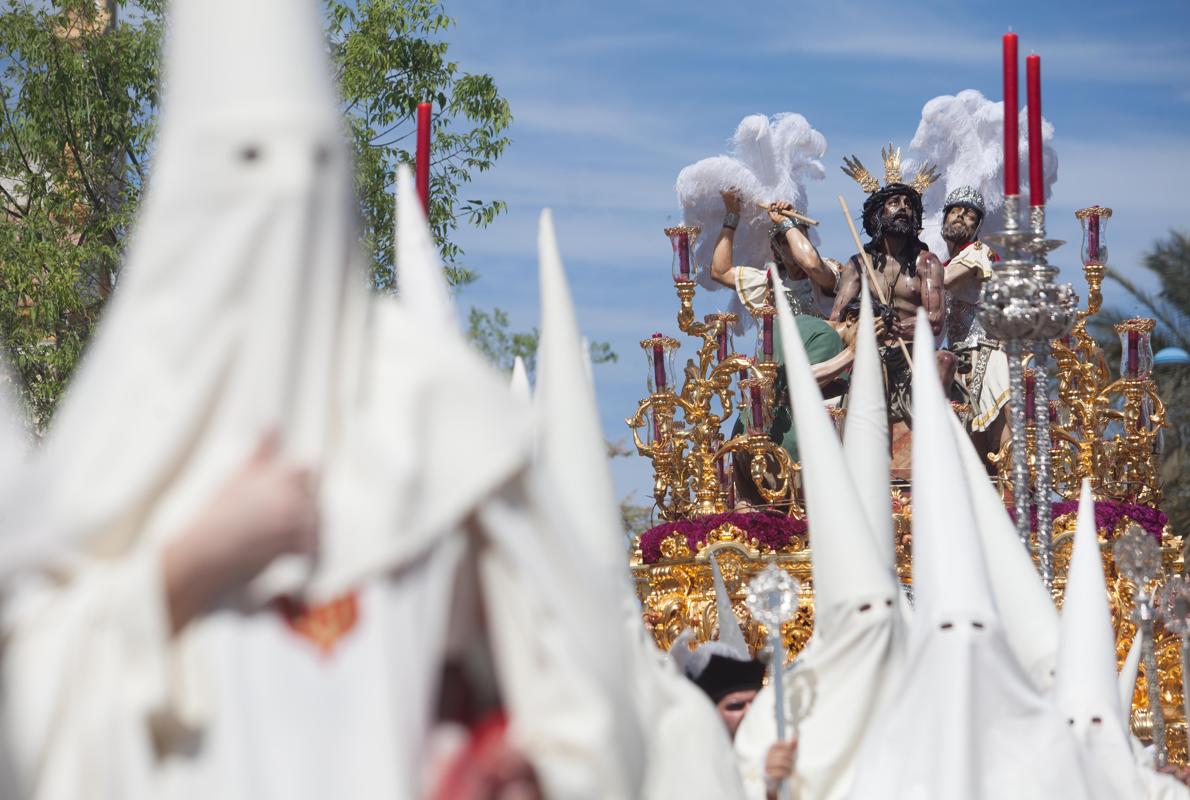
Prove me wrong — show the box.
[677,230,690,279]
[717,327,729,362]
[1126,330,1139,377]
[652,334,667,390]
[1026,54,1044,207]
[762,314,774,362]
[415,102,432,213]
[1087,214,1100,263]
[1003,33,1020,197]
[750,385,765,433]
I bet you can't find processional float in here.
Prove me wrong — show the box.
[628,33,1188,767]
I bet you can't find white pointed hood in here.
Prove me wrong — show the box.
[711,554,749,657]
[394,165,457,331]
[534,210,624,572]
[1057,481,1128,738]
[771,272,896,635]
[30,0,530,596]
[531,213,740,798]
[0,359,34,572]
[843,274,894,565]
[909,310,995,625]
[509,356,532,402]
[1053,481,1177,799]
[733,275,909,800]
[845,310,1094,800]
[948,412,1058,689]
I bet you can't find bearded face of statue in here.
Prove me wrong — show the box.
[879,193,917,238]
[942,204,981,246]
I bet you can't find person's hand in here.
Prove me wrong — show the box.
[768,201,793,226]
[1157,763,1190,786]
[198,431,319,584]
[764,736,798,796]
[837,319,859,349]
[164,431,319,632]
[721,188,742,214]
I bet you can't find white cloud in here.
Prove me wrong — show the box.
[760,14,1190,85]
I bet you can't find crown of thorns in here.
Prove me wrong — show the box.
[841,144,940,196]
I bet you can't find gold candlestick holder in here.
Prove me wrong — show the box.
[626,229,803,520]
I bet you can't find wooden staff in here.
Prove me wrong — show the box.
[754,202,819,227]
[836,195,914,370]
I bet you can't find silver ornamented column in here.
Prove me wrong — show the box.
[981,195,1039,553]
[1023,204,1077,590]
[981,197,1077,591]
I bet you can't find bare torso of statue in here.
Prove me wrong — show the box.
[841,249,944,339]
[829,191,945,337]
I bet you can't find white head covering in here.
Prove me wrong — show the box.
[734,276,907,800]
[509,356,532,402]
[1057,481,1126,739]
[394,165,457,331]
[846,310,1092,800]
[1056,481,1190,799]
[711,554,750,657]
[773,274,898,636]
[842,274,898,569]
[25,0,528,598]
[948,412,1058,689]
[534,210,625,573]
[532,211,742,797]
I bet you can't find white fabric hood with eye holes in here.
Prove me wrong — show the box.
[532,210,742,799]
[845,311,1093,800]
[1056,482,1190,800]
[947,411,1059,691]
[733,274,908,800]
[0,1,647,799]
[25,0,529,593]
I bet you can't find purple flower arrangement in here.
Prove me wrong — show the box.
[638,511,808,565]
[1007,499,1167,541]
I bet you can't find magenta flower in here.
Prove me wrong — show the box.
[638,511,808,565]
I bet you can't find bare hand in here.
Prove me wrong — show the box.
[764,737,798,784]
[1157,763,1190,787]
[164,431,319,632]
[768,201,793,226]
[202,432,318,580]
[721,188,742,214]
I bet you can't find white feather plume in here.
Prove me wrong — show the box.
[676,113,827,292]
[905,89,1058,255]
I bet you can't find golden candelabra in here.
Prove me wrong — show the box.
[626,227,801,521]
[629,207,1187,762]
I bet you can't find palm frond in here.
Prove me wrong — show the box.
[1104,267,1190,352]
[1142,230,1190,311]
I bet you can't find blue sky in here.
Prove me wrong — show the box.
[440,0,1190,511]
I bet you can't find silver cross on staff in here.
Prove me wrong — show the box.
[1114,524,1165,767]
[746,564,801,800]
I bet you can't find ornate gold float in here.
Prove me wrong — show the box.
[628,208,1187,763]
